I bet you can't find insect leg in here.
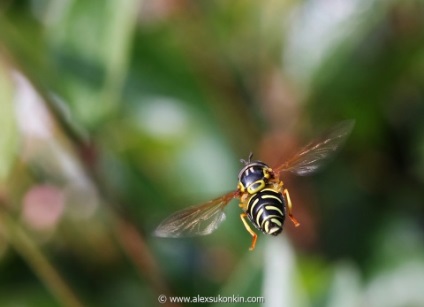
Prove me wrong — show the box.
[240,213,258,251]
[283,189,300,227]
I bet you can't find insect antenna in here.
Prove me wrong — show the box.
[240,152,254,165]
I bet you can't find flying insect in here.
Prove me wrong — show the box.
[154,120,354,250]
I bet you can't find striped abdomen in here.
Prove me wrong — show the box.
[246,188,286,236]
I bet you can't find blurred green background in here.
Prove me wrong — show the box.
[0,0,424,306]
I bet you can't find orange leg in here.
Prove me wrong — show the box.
[283,188,300,227]
[240,213,257,251]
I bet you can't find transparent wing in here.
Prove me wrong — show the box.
[274,120,355,176]
[154,190,239,238]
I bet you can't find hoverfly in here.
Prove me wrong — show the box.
[154,120,354,250]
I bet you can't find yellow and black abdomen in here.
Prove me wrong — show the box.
[246,188,286,236]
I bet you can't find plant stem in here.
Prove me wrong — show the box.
[0,206,84,307]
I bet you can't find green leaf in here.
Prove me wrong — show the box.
[0,58,18,182]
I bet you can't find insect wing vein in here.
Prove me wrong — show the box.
[274,120,354,176]
[154,191,237,238]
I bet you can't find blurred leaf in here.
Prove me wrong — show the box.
[0,58,17,182]
[45,0,141,126]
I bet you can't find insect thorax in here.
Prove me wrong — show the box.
[237,161,273,194]
[246,188,286,236]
